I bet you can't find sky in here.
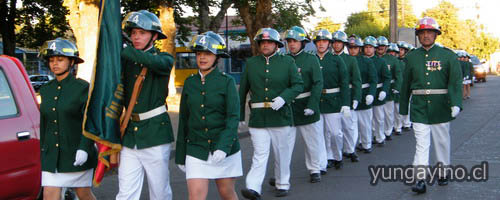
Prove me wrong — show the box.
[301,0,500,38]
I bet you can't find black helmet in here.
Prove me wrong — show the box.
[284,26,310,42]
[39,38,84,64]
[122,10,167,39]
[189,31,229,58]
[254,28,284,48]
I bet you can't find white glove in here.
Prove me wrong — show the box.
[73,150,88,166]
[392,89,399,94]
[352,100,359,110]
[378,91,387,101]
[211,150,227,164]
[238,121,246,133]
[177,164,186,173]
[451,106,460,118]
[365,95,374,105]
[304,108,314,116]
[271,96,285,111]
[341,106,351,118]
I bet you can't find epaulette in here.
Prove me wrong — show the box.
[75,78,90,86]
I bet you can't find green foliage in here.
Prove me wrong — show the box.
[367,0,417,28]
[345,12,388,38]
[271,0,316,32]
[314,17,341,33]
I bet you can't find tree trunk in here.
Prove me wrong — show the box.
[0,0,17,56]
[198,0,210,34]
[63,0,100,82]
[159,2,177,96]
[234,0,272,56]
[209,0,233,32]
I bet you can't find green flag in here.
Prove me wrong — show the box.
[82,0,123,186]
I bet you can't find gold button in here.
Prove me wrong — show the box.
[202,116,206,120]
[135,75,138,78]
[53,120,57,123]
[427,82,430,85]
[266,69,269,73]
[320,99,323,102]
[265,79,269,82]
[426,73,429,76]
[265,88,268,91]
[208,140,211,143]
[55,143,59,147]
[202,81,205,85]
[205,128,208,132]
[57,86,61,90]
[202,92,205,95]
[265,97,269,100]
[54,96,58,100]
[201,104,204,108]
[425,54,428,57]
[428,100,431,103]
[134,127,138,131]
[52,108,56,111]
[54,131,58,135]
[135,101,138,105]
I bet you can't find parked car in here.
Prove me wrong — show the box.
[29,74,53,92]
[0,55,41,200]
[471,55,487,82]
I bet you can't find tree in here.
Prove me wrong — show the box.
[345,12,387,39]
[367,0,417,28]
[233,0,318,55]
[0,0,17,56]
[314,17,341,33]
[184,0,233,34]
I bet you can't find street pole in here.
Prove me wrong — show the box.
[389,0,398,43]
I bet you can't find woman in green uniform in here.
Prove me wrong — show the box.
[39,38,97,200]
[176,31,241,200]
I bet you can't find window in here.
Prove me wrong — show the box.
[175,53,198,69]
[0,68,18,118]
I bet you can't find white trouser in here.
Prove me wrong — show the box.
[383,101,395,136]
[342,110,358,154]
[403,101,412,128]
[372,105,385,143]
[394,102,403,132]
[293,120,324,174]
[321,113,343,162]
[246,126,294,194]
[116,143,172,200]
[357,109,373,149]
[412,122,451,167]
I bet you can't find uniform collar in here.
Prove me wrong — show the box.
[290,49,304,57]
[56,73,74,85]
[262,50,277,65]
[421,44,436,52]
[316,51,330,60]
[198,68,219,80]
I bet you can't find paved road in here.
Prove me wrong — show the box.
[94,76,500,200]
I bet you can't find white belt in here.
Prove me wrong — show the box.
[295,91,311,99]
[412,89,448,95]
[322,88,340,94]
[251,102,272,108]
[131,105,167,121]
[361,83,370,89]
[376,83,383,88]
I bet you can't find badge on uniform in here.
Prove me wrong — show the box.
[425,60,442,71]
[387,65,391,70]
[297,67,301,73]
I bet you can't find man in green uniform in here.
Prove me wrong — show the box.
[331,31,362,162]
[239,28,303,199]
[117,10,175,200]
[311,29,350,170]
[400,17,462,194]
[363,36,391,146]
[397,41,413,131]
[284,26,324,182]
[376,36,402,141]
[387,43,405,135]
[348,37,378,154]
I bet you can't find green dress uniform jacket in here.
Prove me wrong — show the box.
[354,55,378,110]
[121,45,175,149]
[175,70,240,165]
[317,52,349,113]
[381,54,403,101]
[368,55,391,106]
[400,45,463,124]
[289,50,323,126]
[394,59,406,103]
[40,74,97,173]
[339,52,362,108]
[239,52,304,128]
[460,60,473,81]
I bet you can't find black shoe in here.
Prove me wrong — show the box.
[343,152,351,158]
[403,127,412,131]
[275,189,289,197]
[373,140,385,146]
[412,180,426,194]
[327,159,334,168]
[269,178,276,187]
[364,147,373,153]
[395,131,402,135]
[310,173,321,183]
[320,170,327,175]
[356,144,364,151]
[334,160,343,169]
[386,135,392,140]
[241,188,262,200]
[350,153,359,162]
[438,177,449,186]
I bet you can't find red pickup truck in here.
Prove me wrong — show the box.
[0,56,41,199]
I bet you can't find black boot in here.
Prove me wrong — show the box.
[386,135,392,140]
[334,160,343,170]
[350,152,359,162]
[275,189,289,197]
[310,173,321,183]
[438,176,449,186]
[412,180,426,194]
[268,178,276,187]
[327,159,334,168]
[241,188,262,200]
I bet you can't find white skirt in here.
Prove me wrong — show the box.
[463,80,472,85]
[186,151,243,179]
[42,168,94,187]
